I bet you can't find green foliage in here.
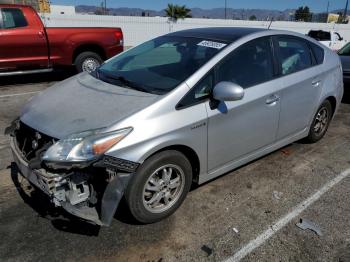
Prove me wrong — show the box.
[294,6,312,22]
[249,15,257,21]
[165,3,192,22]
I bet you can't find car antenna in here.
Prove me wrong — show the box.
[267,17,274,29]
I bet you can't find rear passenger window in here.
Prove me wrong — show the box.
[1,8,28,29]
[216,37,274,88]
[277,37,312,75]
[310,43,325,64]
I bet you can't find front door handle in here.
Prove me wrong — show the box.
[312,80,321,87]
[266,94,280,105]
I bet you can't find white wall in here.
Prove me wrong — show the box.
[40,14,350,47]
[50,5,76,15]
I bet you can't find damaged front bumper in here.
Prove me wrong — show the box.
[10,137,136,226]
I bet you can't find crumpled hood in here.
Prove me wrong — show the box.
[20,73,159,139]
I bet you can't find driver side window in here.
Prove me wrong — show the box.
[216,37,274,88]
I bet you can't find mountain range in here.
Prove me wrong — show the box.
[75,5,296,21]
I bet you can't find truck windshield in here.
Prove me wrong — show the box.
[94,36,228,95]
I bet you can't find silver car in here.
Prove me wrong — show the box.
[9,27,343,226]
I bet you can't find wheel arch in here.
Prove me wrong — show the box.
[144,145,201,184]
[72,44,106,64]
[324,96,337,116]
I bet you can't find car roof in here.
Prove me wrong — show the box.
[167,27,268,42]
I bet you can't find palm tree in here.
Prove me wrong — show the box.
[165,4,192,22]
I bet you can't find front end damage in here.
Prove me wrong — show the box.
[8,120,139,226]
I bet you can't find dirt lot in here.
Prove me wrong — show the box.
[0,72,349,262]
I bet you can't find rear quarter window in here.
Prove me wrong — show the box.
[310,43,325,65]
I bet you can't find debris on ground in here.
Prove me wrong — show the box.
[296,218,323,236]
[272,191,283,200]
[201,245,213,257]
[281,148,292,156]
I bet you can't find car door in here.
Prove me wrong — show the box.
[205,37,283,172]
[273,36,322,140]
[339,44,350,82]
[0,7,48,71]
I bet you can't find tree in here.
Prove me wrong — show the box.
[165,4,192,22]
[249,15,257,21]
[294,6,312,22]
[95,1,108,15]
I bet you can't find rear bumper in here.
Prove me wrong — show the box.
[106,45,124,59]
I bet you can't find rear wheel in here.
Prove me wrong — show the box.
[74,51,102,73]
[305,100,333,143]
[125,150,192,224]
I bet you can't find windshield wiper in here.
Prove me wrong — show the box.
[101,73,149,93]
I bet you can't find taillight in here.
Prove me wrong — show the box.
[114,31,123,45]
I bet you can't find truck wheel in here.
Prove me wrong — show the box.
[74,51,103,73]
[305,100,333,143]
[125,150,192,224]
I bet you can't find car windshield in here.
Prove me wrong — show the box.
[338,43,350,55]
[93,35,228,95]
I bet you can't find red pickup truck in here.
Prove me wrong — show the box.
[0,4,123,75]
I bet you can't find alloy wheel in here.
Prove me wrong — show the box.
[313,107,329,135]
[142,164,185,213]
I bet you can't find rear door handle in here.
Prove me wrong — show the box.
[312,80,321,87]
[266,94,280,105]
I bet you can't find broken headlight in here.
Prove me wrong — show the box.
[42,128,132,162]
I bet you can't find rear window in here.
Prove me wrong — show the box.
[1,8,28,29]
[308,30,331,41]
[310,43,325,64]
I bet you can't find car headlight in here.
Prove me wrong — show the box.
[42,128,132,162]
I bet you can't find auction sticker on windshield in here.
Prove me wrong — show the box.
[197,40,227,49]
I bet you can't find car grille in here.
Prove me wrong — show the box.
[15,122,56,162]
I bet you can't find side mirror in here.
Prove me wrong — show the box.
[213,81,245,102]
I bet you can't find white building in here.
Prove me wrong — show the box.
[50,5,76,15]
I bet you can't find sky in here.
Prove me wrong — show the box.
[51,0,349,13]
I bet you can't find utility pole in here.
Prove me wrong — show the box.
[343,0,349,23]
[225,0,227,19]
[104,0,107,15]
[326,1,330,14]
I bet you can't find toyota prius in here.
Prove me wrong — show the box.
[9,27,343,226]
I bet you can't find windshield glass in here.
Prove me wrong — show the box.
[94,36,228,95]
[338,43,350,55]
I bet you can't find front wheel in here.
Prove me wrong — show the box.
[305,100,333,143]
[125,150,192,224]
[74,51,102,73]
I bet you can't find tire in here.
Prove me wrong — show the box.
[74,51,103,73]
[305,100,333,143]
[125,150,192,224]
